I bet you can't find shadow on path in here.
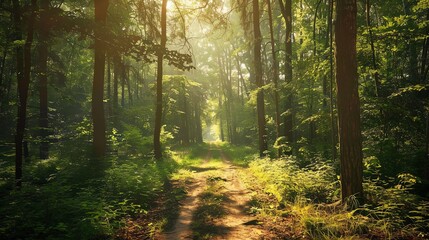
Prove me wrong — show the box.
[162,144,266,240]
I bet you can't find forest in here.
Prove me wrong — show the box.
[0,0,428,239]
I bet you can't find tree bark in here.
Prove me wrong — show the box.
[14,0,36,187]
[425,110,429,181]
[219,80,225,142]
[38,0,50,159]
[195,95,203,143]
[420,10,429,83]
[227,52,237,144]
[125,65,132,106]
[366,0,381,97]
[113,55,119,112]
[328,0,337,161]
[0,47,8,113]
[253,0,268,157]
[181,81,189,145]
[267,0,281,155]
[106,55,111,117]
[92,0,109,157]
[121,60,125,107]
[335,0,364,204]
[153,0,167,160]
[13,0,24,188]
[279,0,294,152]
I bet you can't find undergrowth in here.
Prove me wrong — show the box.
[247,156,429,239]
[0,106,207,240]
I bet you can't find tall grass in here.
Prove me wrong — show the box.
[246,156,429,239]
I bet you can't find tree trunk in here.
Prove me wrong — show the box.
[121,60,125,107]
[0,47,8,113]
[153,0,167,160]
[366,0,381,97]
[226,52,236,144]
[425,110,429,181]
[0,47,6,88]
[107,55,111,118]
[335,0,364,204]
[279,0,294,152]
[195,95,203,143]
[125,65,132,106]
[420,10,429,83]
[218,55,232,143]
[38,0,50,160]
[181,81,189,145]
[236,56,249,99]
[328,0,337,161]
[253,0,268,157]
[219,81,225,142]
[113,55,119,112]
[14,0,36,187]
[13,0,24,188]
[92,0,109,157]
[267,0,281,156]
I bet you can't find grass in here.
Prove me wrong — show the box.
[244,156,429,239]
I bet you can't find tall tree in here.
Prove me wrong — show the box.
[14,0,36,187]
[335,0,364,204]
[253,0,268,156]
[328,0,337,161]
[13,0,24,188]
[92,0,109,157]
[266,0,281,156]
[366,0,381,97]
[279,0,294,153]
[195,94,203,143]
[38,0,50,159]
[153,0,167,159]
[181,80,190,145]
[113,55,119,112]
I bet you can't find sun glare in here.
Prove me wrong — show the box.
[166,0,175,12]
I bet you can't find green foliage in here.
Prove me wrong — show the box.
[0,130,181,240]
[249,157,337,204]
[106,160,164,204]
[247,156,429,239]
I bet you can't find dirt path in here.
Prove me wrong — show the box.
[162,150,212,239]
[162,147,266,240]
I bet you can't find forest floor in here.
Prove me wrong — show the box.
[160,145,269,240]
[116,143,297,240]
[117,143,429,240]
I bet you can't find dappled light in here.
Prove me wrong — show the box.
[0,0,428,239]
